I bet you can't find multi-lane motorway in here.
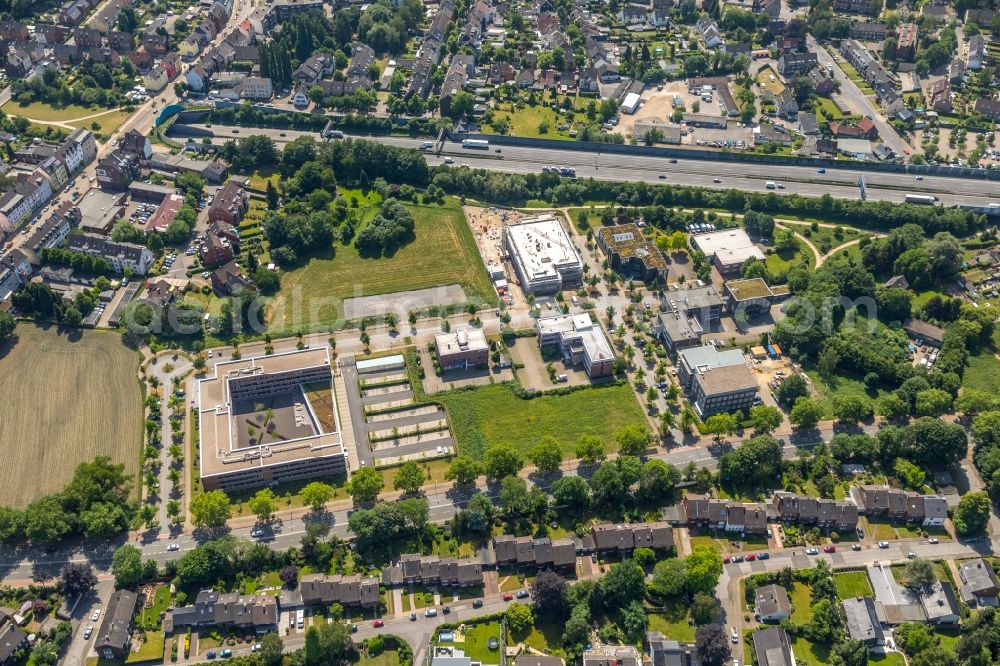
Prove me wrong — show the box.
[169,123,1000,208]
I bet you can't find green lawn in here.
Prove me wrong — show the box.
[870,654,905,666]
[514,620,566,658]
[126,631,165,663]
[3,100,111,121]
[963,345,1000,393]
[764,243,809,277]
[459,622,504,664]
[139,586,172,629]
[813,96,847,121]
[789,583,812,625]
[834,572,873,600]
[647,600,696,642]
[803,366,885,420]
[791,637,831,666]
[780,222,865,254]
[484,97,585,140]
[436,382,645,458]
[356,651,402,666]
[267,198,496,334]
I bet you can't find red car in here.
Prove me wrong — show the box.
[502,593,514,601]
[745,553,756,561]
[823,546,836,553]
[722,555,731,564]
[373,620,385,628]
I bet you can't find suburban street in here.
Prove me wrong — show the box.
[169,123,1000,208]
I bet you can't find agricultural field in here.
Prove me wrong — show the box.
[436,382,645,458]
[0,324,142,506]
[266,198,495,334]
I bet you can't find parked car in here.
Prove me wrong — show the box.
[409,613,417,621]
[732,554,744,563]
[502,593,514,601]
[928,538,940,544]
[878,541,889,549]
[730,627,738,643]
[207,652,217,659]
[723,555,731,564]
[443,607,450,614]
[851,544,862,551]
[805,547,819,555]
[757,552,769,560]
[472,600,483,608]
[425,609,438,618]
[84,626,93,639]
[516,590,529,599]
[221,650,232,658]
[91,609,101,622]
[823,546,836,553]
[745,553,756,562]
[252,644,262,652]
[373,620,385,628]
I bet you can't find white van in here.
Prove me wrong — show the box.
[765,181,777,189]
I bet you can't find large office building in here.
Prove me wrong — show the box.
[434,328,489,371]
[596,223,667,282]
[652,285,724,354]
[537,313,614,378]
[504,215,583,294]
[677,344,758,417]
[690,228,766,277]
[198,348,347,492]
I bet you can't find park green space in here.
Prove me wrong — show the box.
[2,101,131,134]
[266,198,495,334]
[436,382,645,458]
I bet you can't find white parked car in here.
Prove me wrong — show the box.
[91,609,101,621]
[84,625,93,639]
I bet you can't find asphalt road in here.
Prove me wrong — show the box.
[171,123,1000,208]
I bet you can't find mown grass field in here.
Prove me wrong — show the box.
[266,198,495,334]
[0,324,142,506]
[834,571,873,599]
[437,383,645,458]
[1,101,130,135]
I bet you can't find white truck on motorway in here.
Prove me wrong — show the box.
[904,193,938,205]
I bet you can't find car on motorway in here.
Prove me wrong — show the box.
[776,183,785,189]
[167,543,179,551]
[928,538,939,544]
[915,175,923,180]
[852,544,862,551]
[713,178,721,183]
[495,148,502,153]
[878,541,889,549]
[805,547,819,555]
[502,593,514,601]
[444,157,454,164]
[231,129,239,133]
[516,590,529,599]
[373,620,385,628]
[84,626,93,639]
[823,546,836,553]
[668,158,677,163]
[817,168,826,174]
[658,174,666,179]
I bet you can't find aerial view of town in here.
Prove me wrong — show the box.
[5,0,1000,662]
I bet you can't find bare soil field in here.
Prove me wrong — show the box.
[0,324,142,506]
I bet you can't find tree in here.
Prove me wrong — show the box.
[24,495,72,543]
[806,598,843,643]
[576,434,606,464]
[790,397,824,428]
[528,437,563,474]
[589,460,627,508]
[499,476,531,516]
[750,405,783,433]
[616,423,652,455]
[894,458,926,490]
[877,393,910,421]
[685,545,723,594]
[902,557,935,591]
[279,564,299,586]
[831,640,868,666]
[775,374,808,405]
[833,394,874,423]
[484,443,523,480]
[506,603,534,635]
[59,563,97,598]
[304,626,323,666]
[600,560,645,609]
[914,388,953,417]
[907,417,967,467]
[704,413,738,440]
[638,459,680,502]
[259,632,284,666]
[690,592,718,625]
[956,389,995,416]
[649,558,687,598]
[111,544,144,589]
[190,490,230,528]
[719,435,782,487]
[0,311,14,343]
[531,569,568,616]
[551,475,591,511]
[248,488,276,522]
[954,491,991,535]
[445,456,482,485]
[80,502,129,539]
[348,466,384,504]
[695,624,732,666]
[301,482,334,511]
[393,461,426,494]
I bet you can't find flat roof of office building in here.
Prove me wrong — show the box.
[679,345,747,372]
[198,348,344,479]
[691,228,765,265]
[506,215,581,281]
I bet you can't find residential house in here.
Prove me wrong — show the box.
[850,21,888,40]
[645,632,695,666]
[927,78,953,112]
[755,584,791,622]
[293,53,334,83]
[66,235,154,275]
[897,22,918,60]
[210,260,256,296]
[582,646,640,666]
[776,51,817,76]
[96,151,140,192]
[299,574,381,606]
[843,596,885,646]
[751,627,794,666]
[0,613,27,666]
[0,249,31,300]
[809,66,836,95]
[968,34,986,70]
[921,581,960,625]
[201,223,239,267]
[975,96,1000,121]
[94,590,138,660]
[236,76,272,100]
[959,559,1000,606]
[492,535,577,569]
[696,17,724,48]
[208,180,249,226]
